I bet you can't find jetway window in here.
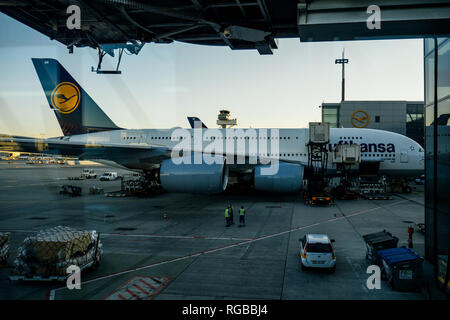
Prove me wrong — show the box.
[322,104,340,128]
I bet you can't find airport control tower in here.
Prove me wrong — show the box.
[217,110,237,128]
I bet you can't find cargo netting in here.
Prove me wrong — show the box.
[13,226,102,278]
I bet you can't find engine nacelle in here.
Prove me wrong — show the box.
[254,162,304,193]
[159,155,229,194]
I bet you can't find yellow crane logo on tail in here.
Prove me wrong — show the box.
[350,110,370,128]
[50,82,80,114]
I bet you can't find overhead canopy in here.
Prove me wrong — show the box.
[1,0,450,56]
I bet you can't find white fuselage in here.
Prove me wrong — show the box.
[61,127,424,176]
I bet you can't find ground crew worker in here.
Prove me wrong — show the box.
[229,204,234,225]
[225,207,230,227]
[239,206,246,227]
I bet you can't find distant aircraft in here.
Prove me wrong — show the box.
[0,58,424,194]
[187,117,208,129]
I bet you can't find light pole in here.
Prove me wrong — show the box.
[335,50,349,102]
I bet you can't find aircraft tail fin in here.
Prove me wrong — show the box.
[187,117,208,129]
[31,58,121,136]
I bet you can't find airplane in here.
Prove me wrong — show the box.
[0,58,424,194]
[187,117,208,129]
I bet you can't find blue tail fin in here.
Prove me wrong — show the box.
[31,58,121,136]
[187,117,208,129]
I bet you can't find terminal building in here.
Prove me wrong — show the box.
[321,100,424,147]
[424,37,450,292]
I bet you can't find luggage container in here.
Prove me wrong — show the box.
[59,185,82,196]
[378,247,424,291]
[362,230,399,265]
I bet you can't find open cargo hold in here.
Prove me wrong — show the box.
[11,226,102,281]
[362,230,399,265]
[0,232,10,265]
[378,247,424,291]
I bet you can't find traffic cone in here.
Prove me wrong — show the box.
[163,213,167,221]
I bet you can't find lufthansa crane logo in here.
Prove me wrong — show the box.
[50,82,80,114]
[350,110,370,128]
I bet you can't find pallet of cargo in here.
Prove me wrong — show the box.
[106,191,127,197]
[9,260,96,282]
[68,176,83,180]
[10,226,102,282]
[59,185,82,196]
[9,275,67,281]
[361,193,393,200]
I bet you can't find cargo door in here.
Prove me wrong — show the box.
[400,149,408,163]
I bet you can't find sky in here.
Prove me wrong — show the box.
[0,12,424,138]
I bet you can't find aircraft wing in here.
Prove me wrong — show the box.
[0,136,171,163]
[0,135,305,169]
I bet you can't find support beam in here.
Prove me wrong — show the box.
[298,0,450,41]
[234,0,248,19]
[256,0,272,29]
[80,0,130,40]
[155,24,202,40]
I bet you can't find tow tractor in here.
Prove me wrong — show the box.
[304,122,333,206]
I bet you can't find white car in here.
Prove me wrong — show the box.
[81,169,97,179]
[299,234,336,272]
[99,172,118,181]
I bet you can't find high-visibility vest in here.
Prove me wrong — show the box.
[240,209,245,216]
[225,209,230,218]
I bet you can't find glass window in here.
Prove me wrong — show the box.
[438,39,450,100]
[425,41,435,107]
[436,96,450,264]
[425,38,435,57]
[307,243,333,253]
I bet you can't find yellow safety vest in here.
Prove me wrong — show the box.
[240,209,245,216]
[225,209,230,218]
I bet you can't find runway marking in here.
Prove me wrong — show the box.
[103,276,171,300]
[0,229,253,242]
[101,233,254,241]
[48,199,408,300]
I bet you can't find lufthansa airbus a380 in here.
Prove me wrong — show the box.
[0,58,424,194]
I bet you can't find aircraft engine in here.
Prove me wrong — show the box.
[159,154,229,194]
[254,162,304,193]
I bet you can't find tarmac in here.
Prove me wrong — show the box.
[0,160,428,300]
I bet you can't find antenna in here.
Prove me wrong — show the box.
[335,49,349,102]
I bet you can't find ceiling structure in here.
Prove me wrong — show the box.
[1,0,449,58]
